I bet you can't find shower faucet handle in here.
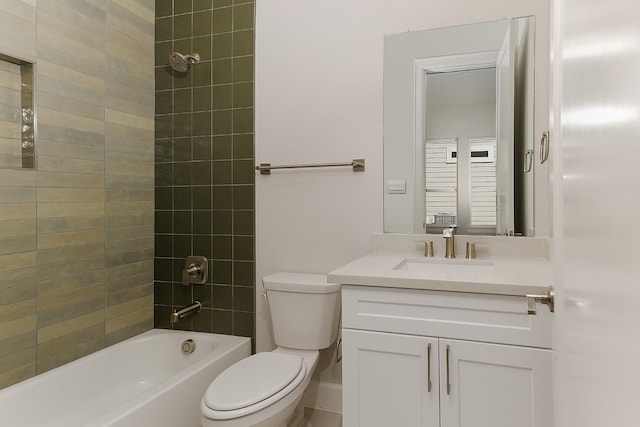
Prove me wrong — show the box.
[182,264,200,285]
[182,256,208,286]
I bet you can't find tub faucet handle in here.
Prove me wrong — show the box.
[182,264,199,285]
[182,256,208,286]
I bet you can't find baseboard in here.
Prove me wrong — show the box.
[301,380,342,414]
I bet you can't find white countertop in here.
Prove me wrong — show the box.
[328,251,553,296]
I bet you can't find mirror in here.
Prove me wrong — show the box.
[383,17,535,236]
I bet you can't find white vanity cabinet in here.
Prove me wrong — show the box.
[341,285,553,427]
[342,329,439,426]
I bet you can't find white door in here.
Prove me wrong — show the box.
[553,0,640,425]
[495,24,516,235]
[439,339,553,427]
[342,329,439,427]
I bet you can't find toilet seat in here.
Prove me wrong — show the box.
[202,352,307,420]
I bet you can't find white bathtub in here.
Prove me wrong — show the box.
[0,329,250,427]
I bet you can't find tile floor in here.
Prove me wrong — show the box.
[303,407,342,427]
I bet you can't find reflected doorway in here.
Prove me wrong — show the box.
[424,68,497,235]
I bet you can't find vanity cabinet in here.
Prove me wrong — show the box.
[341,285,553,427]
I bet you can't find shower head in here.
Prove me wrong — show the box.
[168,52,200,72]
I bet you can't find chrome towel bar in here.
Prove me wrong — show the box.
[255,158,365,175]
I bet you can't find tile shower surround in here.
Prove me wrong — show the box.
[0,0,155,389]
[153,0,255,344]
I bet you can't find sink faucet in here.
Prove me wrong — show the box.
[443,226,457,258]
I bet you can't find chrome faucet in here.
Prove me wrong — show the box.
[443,226,457,258]
[169,301,202,324]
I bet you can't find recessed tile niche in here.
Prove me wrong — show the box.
[0,53,34,169]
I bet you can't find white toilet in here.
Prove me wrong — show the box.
[201,272,341,427]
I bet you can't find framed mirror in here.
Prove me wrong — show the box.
[383,17,535,236]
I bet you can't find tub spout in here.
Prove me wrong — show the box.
[170,301,202,324]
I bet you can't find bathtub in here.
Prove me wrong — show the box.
[0,329,250,427]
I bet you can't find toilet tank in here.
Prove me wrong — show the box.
[263,272,341,350]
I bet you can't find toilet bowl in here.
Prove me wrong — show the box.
[201,273,341,427]
[201,348,318,427]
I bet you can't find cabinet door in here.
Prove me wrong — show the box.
[440,339,553,427]
[342,329,439,427]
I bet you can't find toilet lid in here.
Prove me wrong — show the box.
[204,352,304,411]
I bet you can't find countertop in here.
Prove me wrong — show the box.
[327,251,553,296]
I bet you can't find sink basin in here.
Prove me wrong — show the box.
[393,257,494,275]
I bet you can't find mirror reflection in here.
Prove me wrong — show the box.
[425,69,497,234]
[383,17,535,236]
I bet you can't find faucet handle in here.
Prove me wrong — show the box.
[414,240,434,257]
[424,241,434,257]
[182,256,208,286]
[465,241,487,259]
[182,264,200,286]
[465,242,476,259]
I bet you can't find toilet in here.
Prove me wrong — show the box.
[201,272,341,427]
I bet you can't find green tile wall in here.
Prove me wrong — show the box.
[0,0,155,390]
[154,0,255,344]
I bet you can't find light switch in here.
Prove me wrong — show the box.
[387,179,406,194]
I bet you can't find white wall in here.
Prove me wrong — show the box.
[255,0,550,388]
